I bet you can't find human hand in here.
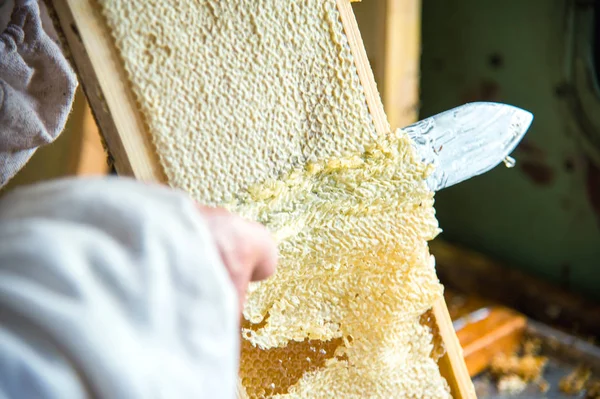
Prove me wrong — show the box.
[197,205,278,313]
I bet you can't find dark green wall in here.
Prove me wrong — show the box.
[420,0,600,300]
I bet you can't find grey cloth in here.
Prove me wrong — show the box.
[0,0,77,186]
[0,2,241,399]
[0,177,239,399]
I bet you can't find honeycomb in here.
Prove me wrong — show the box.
[94,0,451,397]
[240,318,345,398]
[95,0,381,205]
[230,133,450,398]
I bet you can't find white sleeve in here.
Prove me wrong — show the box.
[0,177,239,399]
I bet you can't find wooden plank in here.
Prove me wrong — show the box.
[446,290,527,377]
[381,0,421,129]
[456,306,527,377]
[444,289,528,377]
[47,0,473,396]
[45,0,165,182]
[69,99,110,176]
[337,1,475,397]
[352,0,421,129]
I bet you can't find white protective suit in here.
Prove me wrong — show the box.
[0,1,240,398]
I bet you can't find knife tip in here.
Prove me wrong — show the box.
[467,101,534,140]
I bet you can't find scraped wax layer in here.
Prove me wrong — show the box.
[95,0,380,204]
[232,132,451,398]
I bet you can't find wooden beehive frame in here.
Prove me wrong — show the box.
[45,0,475,397]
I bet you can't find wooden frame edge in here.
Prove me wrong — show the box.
[47,0,165,182]
[336,0,391,137]
[434,298,479,398]
[337,1,475,398]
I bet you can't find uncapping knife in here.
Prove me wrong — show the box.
[402,102,534,192]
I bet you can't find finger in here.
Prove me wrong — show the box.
[197,204,277,277]
[246,221,278,282]
[197,203,278,283]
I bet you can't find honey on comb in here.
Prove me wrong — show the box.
[231,133,451,398]
[240,334,343,398]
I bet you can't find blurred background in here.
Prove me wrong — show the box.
[5,0,599,396]
[0,88,110,196]
[420,0,600,303]
[354,0,600,303]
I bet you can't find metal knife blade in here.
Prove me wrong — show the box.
[401,102,533,191]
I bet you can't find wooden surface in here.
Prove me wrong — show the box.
[68,99,110,176]
[456,306,527,377]
[47,0,474,397]
[432,239,600,339]
[352,0,422,129]
[381,0,421,129]
[446,290,528,377]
